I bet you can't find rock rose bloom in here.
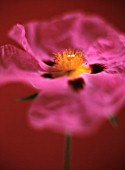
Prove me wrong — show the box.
[1,12,125,135]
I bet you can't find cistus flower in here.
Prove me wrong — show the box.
[1,12,125,135]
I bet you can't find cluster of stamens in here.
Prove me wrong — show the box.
[54,49,85,71]
[51,49,91,78]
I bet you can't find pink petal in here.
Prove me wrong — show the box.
[8,13,114,60]
[86,33,125,74]
[8,24,36,58]
[0,44,43,71]
[0,44,45,85]
[28,74,125,135]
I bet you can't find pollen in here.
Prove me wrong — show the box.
[54,49,85,71]
[51,49,91,78]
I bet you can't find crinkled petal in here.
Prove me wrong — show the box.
[28,74,125,135]
[0,44,43,71]
[8,24,37,58]
[0,44,46,85]
[9,12,114,61]
[86,33,125,74]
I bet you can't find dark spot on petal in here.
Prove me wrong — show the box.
[68,77,85,92]
[42,73,53,79]
[44,60,55,66]
[90,63,106,74]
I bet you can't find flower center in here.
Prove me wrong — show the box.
[54,49,84,71]
[53,49,91,78]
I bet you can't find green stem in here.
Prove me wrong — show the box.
[64,132,71,170]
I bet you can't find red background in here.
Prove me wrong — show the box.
[0,0,125,170]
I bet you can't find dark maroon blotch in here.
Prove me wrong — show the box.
[42,73,53,78]
[44,60,55,66]
[90,63,106,74]
[68,77,85,92]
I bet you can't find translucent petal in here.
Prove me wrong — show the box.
[28,74,125,135]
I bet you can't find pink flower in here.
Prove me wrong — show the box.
[1,12,125,135]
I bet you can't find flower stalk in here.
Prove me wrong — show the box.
[64,132,71,170]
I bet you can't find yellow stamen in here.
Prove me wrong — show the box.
[53,49,91,78]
